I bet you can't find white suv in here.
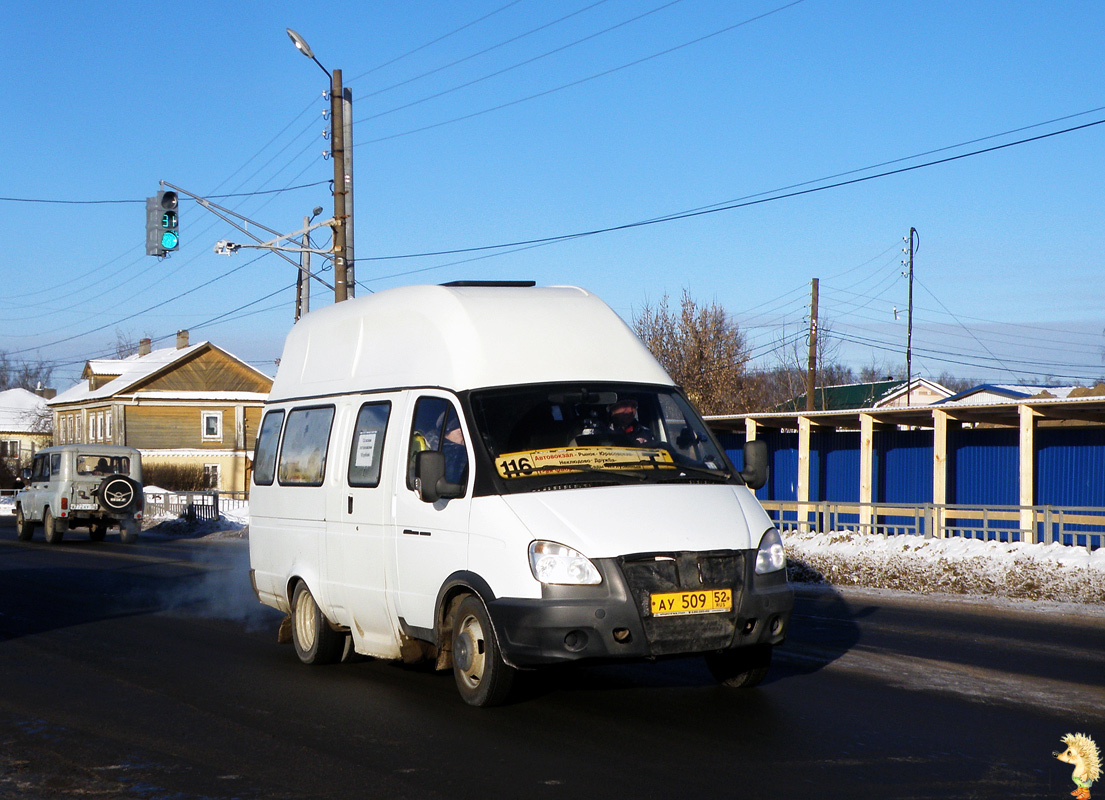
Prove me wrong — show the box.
[15,445,144,544]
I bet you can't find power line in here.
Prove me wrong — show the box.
[357,113,1105,262]
[358,0,614,100]
[355,0,686,125]
[349,0,527,82]
[356,0,807,145]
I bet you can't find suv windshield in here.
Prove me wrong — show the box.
[469,383,735,492]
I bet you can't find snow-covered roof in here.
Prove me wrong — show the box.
[50,342,272,406]
[938,384,1082,406]
[0,388,48,433]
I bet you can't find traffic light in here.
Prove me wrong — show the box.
[145,190,179,256]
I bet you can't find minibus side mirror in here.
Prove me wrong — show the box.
[414,450,464,503]
[739,439,769,490]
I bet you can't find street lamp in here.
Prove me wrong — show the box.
[296,206,326,322]
[287,28,354,302]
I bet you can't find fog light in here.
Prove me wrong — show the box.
[741,619,757,635]
[564,630,588,652]
[770,616,784,635]
[612,628,632,643]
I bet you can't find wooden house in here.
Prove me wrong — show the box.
[48,331,273,493]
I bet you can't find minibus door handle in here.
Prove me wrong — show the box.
[347,495,353,514]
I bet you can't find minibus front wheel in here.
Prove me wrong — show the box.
[704,643,772,688]
[291,582,345,666]
[451,595,516,707]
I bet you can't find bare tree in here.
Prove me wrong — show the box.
[750,317,854,410]
[633,291,752,415]
[113,328,153,359]
[0,351,54,393]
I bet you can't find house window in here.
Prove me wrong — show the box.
[203,464,220,489]
[202,411,223,441]
[97,412,105,442]
[0,440,19,459]
[105,411,112,441]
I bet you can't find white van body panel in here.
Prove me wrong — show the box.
[249,283,793,697]
[498,484,773,559]
[269,284,672,401]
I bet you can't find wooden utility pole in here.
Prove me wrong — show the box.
[906,228,917,406]
[330,69,348,303]
[806,278,819,411]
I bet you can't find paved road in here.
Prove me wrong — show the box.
[1,522,1102,799]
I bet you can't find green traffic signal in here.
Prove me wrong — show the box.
[146,190,179,256]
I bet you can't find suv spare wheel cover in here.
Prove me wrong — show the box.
[99,475,137,512]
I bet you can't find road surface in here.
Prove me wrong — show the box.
[1,522,1102,799]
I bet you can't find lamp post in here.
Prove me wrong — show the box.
[287,28,352,303]
[296,206,325,321]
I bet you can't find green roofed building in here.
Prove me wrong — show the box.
[778,378,952,412]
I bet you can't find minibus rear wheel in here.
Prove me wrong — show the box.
[291,582,345,665]
[451,595,515,707]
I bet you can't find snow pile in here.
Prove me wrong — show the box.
[786,530,1105,605]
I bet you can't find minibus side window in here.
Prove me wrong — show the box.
[253,410,286,486]
[406,397,468,492]
[277,406,335,486]
[348,402,391,488]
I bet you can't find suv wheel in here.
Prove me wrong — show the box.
[15,506,34,541]
[43,508,64,544]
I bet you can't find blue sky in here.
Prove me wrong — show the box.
[3,0,1104,391]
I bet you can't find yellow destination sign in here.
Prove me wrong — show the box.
[495,446,675,479]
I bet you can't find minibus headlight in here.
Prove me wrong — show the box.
[528,541,602,585]
[755,528,786,574]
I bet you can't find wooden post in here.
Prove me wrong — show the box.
[859,413,874,534]
[1019,405,1039,543]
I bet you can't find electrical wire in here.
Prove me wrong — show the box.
[355,0,807,144]
[358,0,614,100]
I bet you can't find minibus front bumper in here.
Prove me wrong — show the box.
[486,550,793,668]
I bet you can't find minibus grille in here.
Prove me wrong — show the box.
[617,551,745,656]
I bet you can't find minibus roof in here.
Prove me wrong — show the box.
[269,284,673,400]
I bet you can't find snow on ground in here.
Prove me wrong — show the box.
[786,530,1105,605]
[141,499,1105,606]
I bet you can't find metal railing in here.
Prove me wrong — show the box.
[761,500,1104,550]
[144,490,221,523]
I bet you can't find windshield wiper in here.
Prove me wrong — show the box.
[657,464,731,482]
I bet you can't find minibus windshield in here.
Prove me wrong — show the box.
[469,384,736,491]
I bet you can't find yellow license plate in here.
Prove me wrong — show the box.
[650,588,732,617]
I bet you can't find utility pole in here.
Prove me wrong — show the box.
[906,228,917,406]
[286,29,352,304]
[330,69,349,303]
[341,86,354,298]
[806,277,819,412]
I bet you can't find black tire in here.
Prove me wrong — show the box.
[15,506,34,541]
[120,518,140,544]
[89,522,108,542]
[43,508,63,545]
[704,644,772,688]
[97,475,140,514]
[451,595,516,707]
[290,582,344,665]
